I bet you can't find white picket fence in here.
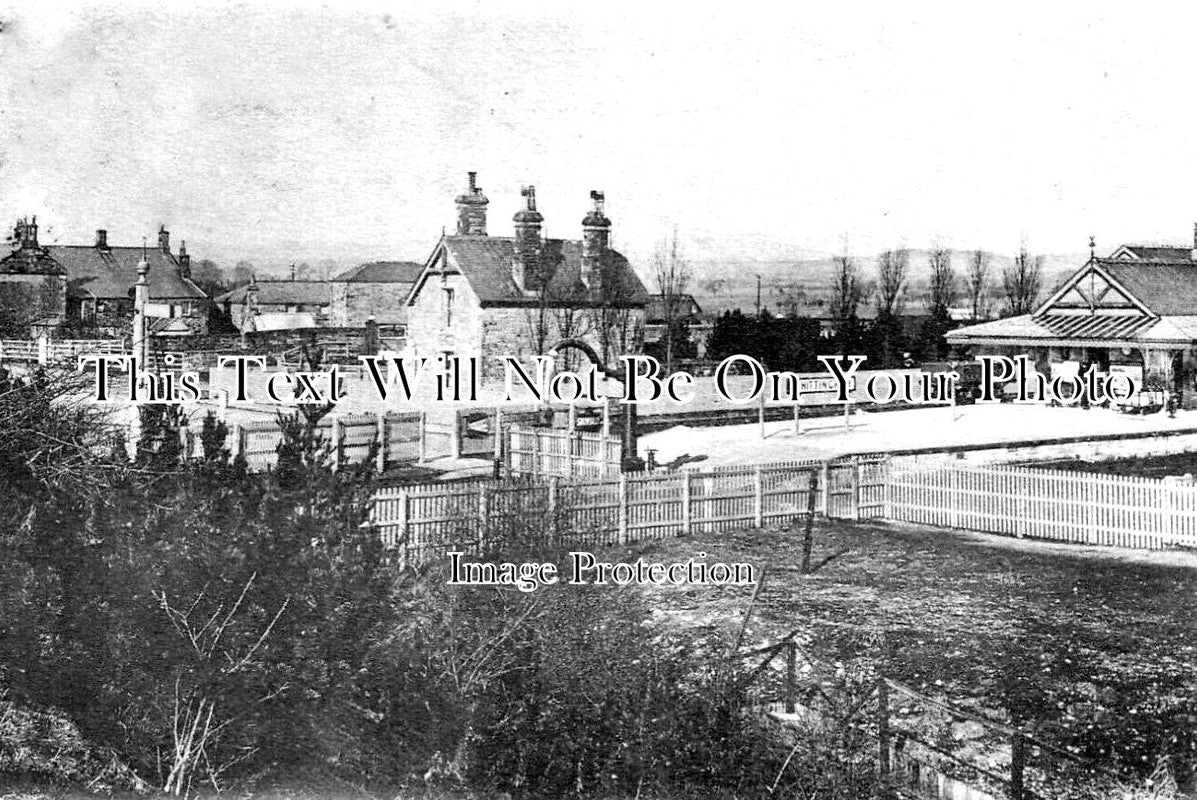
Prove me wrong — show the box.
[887,464,1197,549]
[0,338,126,364]
[371,456,888,568]
[224,412,425,470]
[506,425,622,479]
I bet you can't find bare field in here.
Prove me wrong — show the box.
[631,519,1197,780]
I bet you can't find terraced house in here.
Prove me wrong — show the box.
[405,173,649,381]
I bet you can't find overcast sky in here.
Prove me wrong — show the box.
[3,1,1197,273]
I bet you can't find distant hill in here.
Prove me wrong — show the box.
[686,249,1086,316]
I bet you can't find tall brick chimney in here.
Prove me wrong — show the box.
[455,171,489,236]
[178,240,191,279]
[581,190,611,291]
[158,224,170,253]
[13,216,39,251]
[512,185,545,292]
[95,229,108,250]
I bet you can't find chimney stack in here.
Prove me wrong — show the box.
[455,171,490,236]
[581,190,611,292]
[13,216,39,251]
[178,240,191,278]
[512,185,545,292]
[95,229,108,249]
[158,224,170,253]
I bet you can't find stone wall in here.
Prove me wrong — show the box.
[329,281,413,327]
[405,270,485,366]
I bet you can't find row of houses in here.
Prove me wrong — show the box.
[11,174,1197,401]
[0,174,653,379]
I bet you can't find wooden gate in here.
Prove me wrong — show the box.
[824,455,888,519]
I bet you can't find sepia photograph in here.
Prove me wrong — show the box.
[3,2,1197,799]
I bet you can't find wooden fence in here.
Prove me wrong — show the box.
[0,338,126,364]
[886,464,1197,549]
[506,424,622,479]
[370,456,887,568]
[225,412,424,471]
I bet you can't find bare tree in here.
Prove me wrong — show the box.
[1002,240,1043,317]
[966,249,991,321]
[588,264,642,366]
[157,575,289,795]
[829,253,863,324]
[927,245,956,314]
[771,280,809,318]
[875,248,909,317]
[875,249,909,367]
[652,227,691,374]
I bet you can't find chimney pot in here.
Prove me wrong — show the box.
[455,171,489,235]
[95,229,108,249]
[158,224,170,253]
[581,190,612,292]
[512,184,546,291]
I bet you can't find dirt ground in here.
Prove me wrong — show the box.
[627,518,1197,781]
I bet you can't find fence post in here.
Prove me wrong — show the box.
[682,470,692,535]
[478,484,489,555]
[418,411,427,462]
[785,641,797,714]
[820,461,830,516]
[877,677,891,781]
[451,410,463,458]
[398,490,410,567]
[754,465,764,527]
[531,431,541,479]
[1009,731,1026,800]
[950,466,960,528]
[852,458,862,519]
[618,474,629,545]
[376,412,389,472]
[493,407,503,480]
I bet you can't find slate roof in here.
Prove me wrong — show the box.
[332,261,423,283]
[1113,245,1193,263]
[646,293,703,322]
[0,247,67,276]
[1096,259,1197,316]
[214,280,331,306]
[419,236,648,308]
[48,246,206,301]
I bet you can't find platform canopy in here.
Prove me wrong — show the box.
[948,252,1197,350]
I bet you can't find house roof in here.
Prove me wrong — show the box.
[214,280,331,306]
[249,311,320,332]
[332,260,424,283]
[46,246,206,301]
[646,293,703,322]
[1110,245,1193,263]
[148,317,194,335]
[0,247,67,276]
[414,236,648,308]
[1095,259,1197,316]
